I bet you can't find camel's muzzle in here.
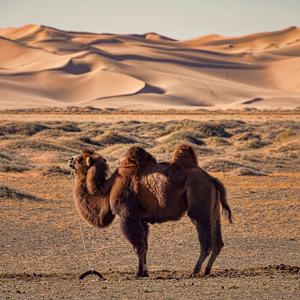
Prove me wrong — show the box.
[67,157,76,169]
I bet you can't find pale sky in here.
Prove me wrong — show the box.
[0,0,299,39]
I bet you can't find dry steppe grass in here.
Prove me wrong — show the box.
[1,114,298,173]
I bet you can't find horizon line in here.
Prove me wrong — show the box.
[1,23,299,42]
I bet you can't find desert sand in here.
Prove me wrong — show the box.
[0,24,300,110]
[0,110,299,299]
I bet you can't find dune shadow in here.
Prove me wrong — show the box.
[60,60,91,75]
[89,47,261,70]
[242,97,264,105]
[139,84,165,95]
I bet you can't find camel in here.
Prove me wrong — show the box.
[68,144,232,277]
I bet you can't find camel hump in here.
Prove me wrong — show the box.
[172,144,198,168]
[120,146,157,169]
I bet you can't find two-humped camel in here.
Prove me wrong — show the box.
[68,144,232,277]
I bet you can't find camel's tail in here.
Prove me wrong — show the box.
[212,177,233,223]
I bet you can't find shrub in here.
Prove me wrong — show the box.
[98,132,136,145]
[276,130,297,142]
[0,150,32,173]
[201,159,246,172]
[235,167,267,176]
[206,137,231,146]
[0,185,44,201]
[239,139,269,150]
[0,122,48,136]
[160,131,204,146]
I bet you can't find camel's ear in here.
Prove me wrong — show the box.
[85,156,93,167]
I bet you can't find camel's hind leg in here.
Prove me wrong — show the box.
[186,180,213,276]
[204,218,224,275]
[187,206,212,275]
[190,218,212,276]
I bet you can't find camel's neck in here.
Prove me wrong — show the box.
[73,171,116,229]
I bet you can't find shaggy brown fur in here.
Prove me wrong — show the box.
[69,148,115,228]
[68,144,232,277]
[172,143,198,168]
[119,146,157,168]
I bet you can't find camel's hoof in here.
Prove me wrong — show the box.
[204,268,211,276]
[189,270,210,278]
[143,271,149,277]
[135,271,149,278]
[195,270,211,278]
[189,272,198,278]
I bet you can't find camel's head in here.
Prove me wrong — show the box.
[68,147,107,178]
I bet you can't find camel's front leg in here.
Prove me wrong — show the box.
[119,217,148,277]
[142,222,149,276]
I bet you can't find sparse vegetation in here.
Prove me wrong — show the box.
[0,122,48,136]
[7,140,76,154]
[275,129,297,142]
[163,120,231,138]
[201,159,247,172]
[47,121,81,132]
[238,139,270,150]
[235,132,261,141]
[0,117,298,176]
[198,124,232,138]
[43,166,70,176]
[98,132,136,145]
[235,167,267,176]
[0,185,44,201]
[206,137,231,146]
[0,150,32,172]
[158,130,204,145]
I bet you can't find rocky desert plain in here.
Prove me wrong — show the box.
[0,24,299,299]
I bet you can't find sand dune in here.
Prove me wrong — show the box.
[0,24,299,109]
[181,26,300,52]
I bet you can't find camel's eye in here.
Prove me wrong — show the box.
[78,157,83,163]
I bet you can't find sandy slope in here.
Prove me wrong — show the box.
[0,24,299,109]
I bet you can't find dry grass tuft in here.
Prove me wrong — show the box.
[158,131,204,146]
[201,159,247,172]
[0,117,298,177]
[52,122,81,132]
[0,163,30,173]
[78,136,103,146]
[238,139,270,150]
[7,140,76,154]
[235,132,261,141]
[43,166,70,176]
[198,124,232,138]
[98,132,136,145]
[0,150,32,172]
[164,120,231,138]
[234,167,268,176]
[275,129,297,142]
[0,122,48,136]
[0,185,44,201]
[206,137,231,147]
